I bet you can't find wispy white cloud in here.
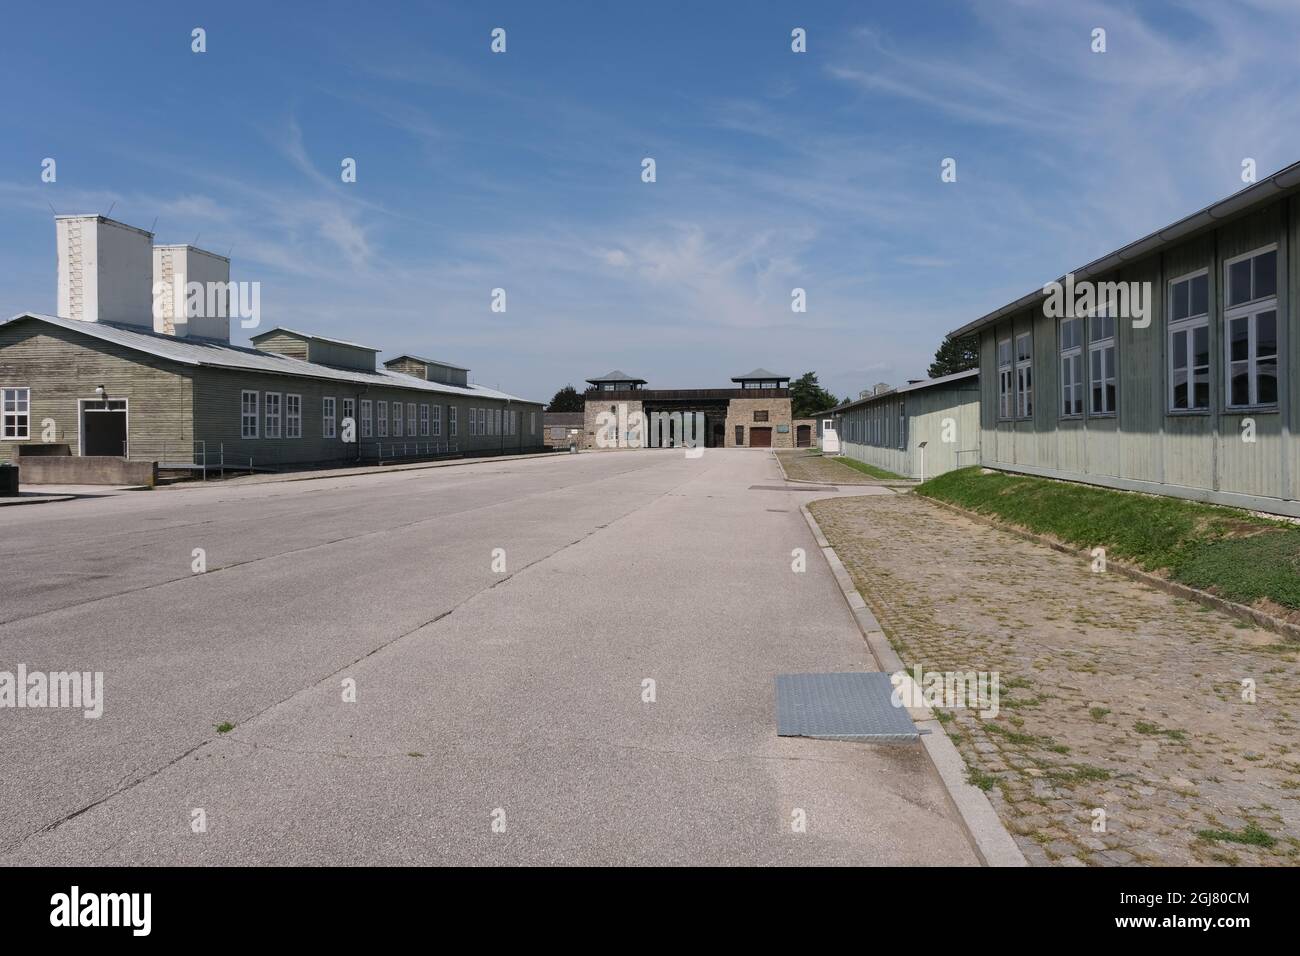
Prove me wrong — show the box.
[8,0,1300,401]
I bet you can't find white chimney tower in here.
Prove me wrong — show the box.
[56,215,155,327]
[152,244,232,341]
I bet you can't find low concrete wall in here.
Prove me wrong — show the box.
[18,456,156,487]
[16,443,72,457]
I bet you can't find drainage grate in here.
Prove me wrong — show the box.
[775,672,919,742]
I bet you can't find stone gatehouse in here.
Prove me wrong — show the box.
[581,368,794,449]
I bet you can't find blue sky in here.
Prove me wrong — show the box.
[3,0,1299,403]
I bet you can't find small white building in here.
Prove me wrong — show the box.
[829,369,980,480]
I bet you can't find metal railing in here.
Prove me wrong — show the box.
[119,436,497,480]
[125,439,214,478]
[363,440,460,461]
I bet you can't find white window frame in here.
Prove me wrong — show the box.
[529,410,536,435]
[1224,243,1278,311]
[997,338,1013,420]
[1223,245,1280,410]
[286,394,302,438]
[432,405,442,437]
[419,404,430,437]
[1225,309,1279,410]
[407,402,417,437]
[1168,268,1211,412]
[449,406,458,437]
[2,386,31,440]
[469,407,477,436]
[360,399,373,439]
[342,398,355,437]
[241,390,260,439]
[1059,318,1082,418]
[1088,308,1116,416]
[391,401,403,438]
[1014,332,1033,420]
[264,391,282,439]
[322,396,337,439]
[479,408,487,435]
[377,401,388,438]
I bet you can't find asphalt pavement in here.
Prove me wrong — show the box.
[0,449,976,865]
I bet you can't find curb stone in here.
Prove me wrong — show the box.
[783,473,918,489]
[799,500,1029,868]
[0,494,77,507]
[771,451,918,488]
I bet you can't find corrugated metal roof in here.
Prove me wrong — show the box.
[946,159,1300,340]
[4,313,539,404]
[586,369,645,383]
[543,412,584,427]
[827,368,978,414]
[384,353,470,371]
[250,326,381,352]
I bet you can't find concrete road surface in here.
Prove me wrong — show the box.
[0,449,977,865]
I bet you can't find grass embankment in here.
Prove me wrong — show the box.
[917,467,1300,612]
[830,456,904,480]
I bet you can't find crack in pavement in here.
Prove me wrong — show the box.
[0,454,721,859]
[217,733,902,770]
[0,456,684,630]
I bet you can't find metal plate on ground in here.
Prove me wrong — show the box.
[775,672,919,742]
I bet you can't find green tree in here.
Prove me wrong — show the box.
[547,384,584,412]
[789,372,840,419]
[928,334,979,378]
